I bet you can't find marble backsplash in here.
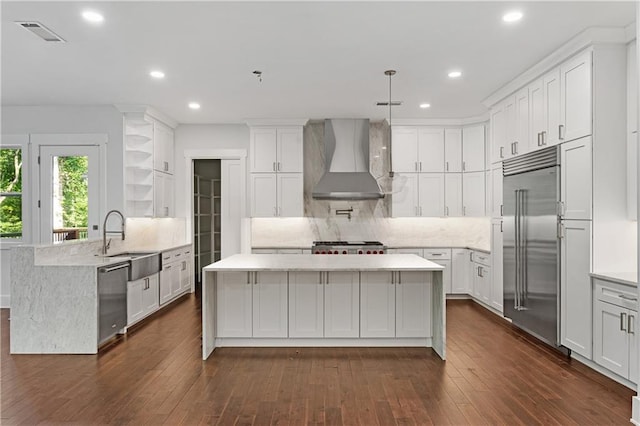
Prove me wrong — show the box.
[252,120,491,250]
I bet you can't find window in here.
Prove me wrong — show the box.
[0,148,23,239]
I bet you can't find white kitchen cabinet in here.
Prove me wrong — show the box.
[561,137,592,220]
[160,247,193,305]
[419,173,445,217]
[451,249,472,294]
[217,271,253,337]
[529,78,545,151]
[179,256,192,293]
[462,171,485,216]
[250,172,303,217]
[127,273,160,326]
[472,263,491,305]
[560,219,592,358]
[153,171,174,218]
[462,125,485,173]
[593,278,638,383]
[392,173,444,217]
[445,128,463,172]
[324,271,360,338]
[422,249,451,294]
[396,271,431,338]
[360,272,395,338]
[490,103,506,164]
[514,88,529,157]
[490,220,503,313]
[288,272,324,338]
[491,164,503,218]
[543,68,562,147]
[504,96,518,158]
[391,127,419,172]
[250,127,303,173]
[159,261,173,305]
[418,128,445,172]
[560,50,592,143]
[252,271,288,338]
[153,121,174,174]
[444,173,463,217]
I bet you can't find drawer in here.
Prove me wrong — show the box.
[162,247,190,263]
[472,251,491,267]
[594,279,637,310]
[423,248,451,260]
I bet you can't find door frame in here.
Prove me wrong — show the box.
[183,149,248,254]
[30,134,107,244]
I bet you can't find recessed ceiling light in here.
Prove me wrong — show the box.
[188,102,201,110]
[82,10,104,23]
[503,11,523,23]
[420,103,431,109]
[149,70,165,79]
[448,70,462,79]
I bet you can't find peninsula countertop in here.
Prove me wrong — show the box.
[203,254,445,272]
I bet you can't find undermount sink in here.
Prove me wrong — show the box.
[107,251,160,281]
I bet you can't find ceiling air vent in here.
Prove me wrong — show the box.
[15,21,65,42]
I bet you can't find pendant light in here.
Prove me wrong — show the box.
[376,70,407,194]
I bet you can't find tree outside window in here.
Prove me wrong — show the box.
[0,148,23,239]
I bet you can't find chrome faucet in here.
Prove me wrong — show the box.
[102,210,126,255]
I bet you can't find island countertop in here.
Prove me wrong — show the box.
[203,254,445,272]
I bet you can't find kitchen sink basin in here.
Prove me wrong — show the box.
[107,251,160,281]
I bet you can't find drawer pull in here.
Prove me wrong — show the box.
[629,315,635,335]
[621,312,627,332]
[619,295,638,302]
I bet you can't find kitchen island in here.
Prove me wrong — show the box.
[202,254,445,360]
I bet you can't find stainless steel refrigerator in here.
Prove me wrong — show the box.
[503,146,562,347]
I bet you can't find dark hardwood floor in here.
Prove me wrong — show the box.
[1,296,635,425]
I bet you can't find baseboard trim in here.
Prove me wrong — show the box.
[214,337,432,348]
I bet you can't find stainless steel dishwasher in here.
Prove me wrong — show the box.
[97,262,129,345]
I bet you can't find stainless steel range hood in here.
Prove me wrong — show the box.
[312,119,384,200]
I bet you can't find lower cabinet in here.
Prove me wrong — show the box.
[395,271,431,338]
[490,220,504,313]
[360,272,395,338]
[217,271,253,337]
[252,271,288,338]
[451,249,472,293]
[160,246,193,306]
[472,263,491,305]
[127,273,159,326]
[593,279,638,384]
[324,272,360,338]
[560,220,592,358]
[288,272,324,338]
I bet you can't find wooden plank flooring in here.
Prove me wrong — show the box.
[1,297,635,425]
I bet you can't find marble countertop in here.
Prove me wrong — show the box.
[591,272,638,287]
[252,245,491,254]
[204,254,445,272]
[34,243,191,267]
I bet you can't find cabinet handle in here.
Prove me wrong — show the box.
[511,142,515,155]
[325,272,329,285]
[499,147,504,158]
[319,272,323,285]
[415,162,418,171]
[247,272,251,285]
[391,271,395,285]
[559,125,564,140]
[621,312,628,331]
[500,220,503,232]
[629,315,635,335]
[182,261,186,271]
[469,252,473,262]
[541,131,547,146]
[500,204,503,216]
[619,295,638,302]
[514,141,518,154]
[462,161,466,172]
[446,161,449,172]
[419,162,422,172]
[278,162,281,171]
[445,206,449,216]
[537,133,542,147]
[272,162,276,171]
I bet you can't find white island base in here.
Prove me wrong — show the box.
[202,254,445,360]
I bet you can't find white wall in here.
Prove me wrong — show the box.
[0,105,125,307]
[173,124,249,220]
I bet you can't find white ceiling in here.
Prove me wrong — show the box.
[1,1,636,124]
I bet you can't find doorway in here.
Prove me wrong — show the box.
[39,145,101,244]
[193,159,221,287]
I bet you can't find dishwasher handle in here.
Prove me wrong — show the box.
[99,263,129,273]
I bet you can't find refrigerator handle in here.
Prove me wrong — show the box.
[514,189,521,310]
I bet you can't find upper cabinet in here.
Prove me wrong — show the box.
[250,126,303,173]
[153,122,174,174]
[249,125,304,217]
[462,125,485,172]
[392,127,445,172]
[444,128,462,172]
[560,51,592,143]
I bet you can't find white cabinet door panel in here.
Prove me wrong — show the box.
[418,128,445,172]
[561,51,592,142]
[418,173,445,217]
[142,273,160,314]
[544,69,562,147]
[396,272,430,338]
[127,279,144,325]
[491,221,504,313]
[252,272,288,338]
[462,171,485,217]
[529,78,545,151]
[491,165,503,218]
[289,272,324,338]
[462,125,485,172]
[277,173,303,217]
[504,96,517,158]
[444,129,462,172]
[277,127,303,173]
[630,311,639,384]
[490,105,506,163]
[250,173,277,217]
[560,220,592,358]
[392,127,419,172]
[250,128,278,172]
[218,272,252,337]
[324,272,359,338]
[594,300,628,378]
[159,264,173,305]
[392,173,419,217]
[426,258,451,295]
[444,173,463,217]
[515,88,529,157]
[360,272,395,338]
[451,249,471,294]
[561,137,592,220]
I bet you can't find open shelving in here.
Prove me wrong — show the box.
[124,117,154,217]
[193,160,221,284]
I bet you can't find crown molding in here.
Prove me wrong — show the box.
[389,113,489,127]
[245,118,309,127]
[114,104,178,129]
[482,26,629,108]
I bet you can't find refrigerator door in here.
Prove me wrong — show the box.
[503,166,560,346]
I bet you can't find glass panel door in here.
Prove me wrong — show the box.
[39,145,100,244]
